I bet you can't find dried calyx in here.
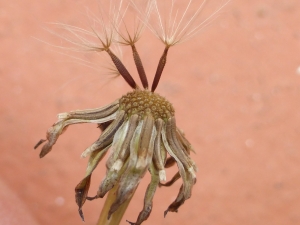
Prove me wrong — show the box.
[35,86,197,225]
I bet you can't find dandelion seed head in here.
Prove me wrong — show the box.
[34,0,228,224]
[120,90,174,120]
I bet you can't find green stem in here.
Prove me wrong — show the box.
[97,184,135,225]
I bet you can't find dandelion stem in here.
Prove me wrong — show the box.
[97,183,135,225]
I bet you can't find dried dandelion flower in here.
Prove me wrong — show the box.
[35,0,228,224]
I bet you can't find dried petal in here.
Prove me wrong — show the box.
[62,100,119,120]
[162,126,191,205]
[159,171,180,187]
[75,145,110,219]
[164,185,184,217]
[127,163,159,225]
[37,110,118,158]
[164,171,196,216]
[97,159,129,198]
[107,114,139,169]
[34,139,46,149]
[176,128,195,154]
[166,117,197,177]
[106,120,130,169]
[108,116,156,219]
[96,118,138,198]
[75,174,91,221]
[153,118,167,181]
[97,119,144,198]
[136,115,156,170]
[81,110,125,157]
[116,114,140,163]
[87,146,111,173]
[108,168,146,220]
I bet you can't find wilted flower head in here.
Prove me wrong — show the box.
[35,0,228,224]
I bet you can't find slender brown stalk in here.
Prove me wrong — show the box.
[106,48,137,89]
[151,46,169,92]
[97,183,136,225]
[131,44,148,89]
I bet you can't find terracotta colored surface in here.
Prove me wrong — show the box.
[1,1,300,225]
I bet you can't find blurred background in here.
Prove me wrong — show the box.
[0,0,300,224]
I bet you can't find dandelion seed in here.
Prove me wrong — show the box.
[35,0,227,224]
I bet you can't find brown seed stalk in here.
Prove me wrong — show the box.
[151,46,169,92]
[131,44,148,89]
[106,48,137,89]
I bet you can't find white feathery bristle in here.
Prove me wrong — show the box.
[159,169,166,182]
[142,0,230,46]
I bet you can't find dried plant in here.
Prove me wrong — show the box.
[35,0,229,224]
